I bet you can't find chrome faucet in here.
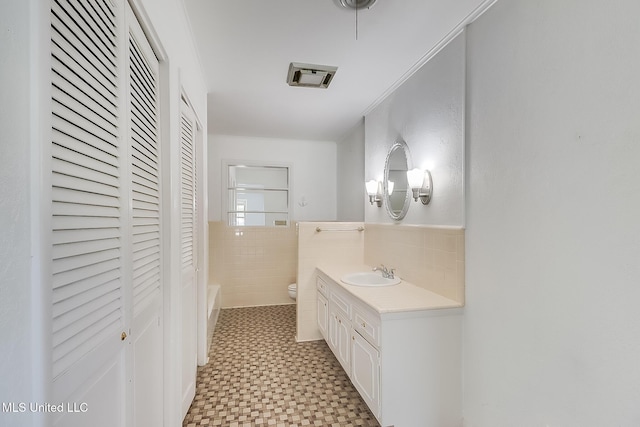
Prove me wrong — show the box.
[373,264,395,279]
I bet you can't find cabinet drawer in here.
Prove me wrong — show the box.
[316,276,328,297]
[330,289,351,318]
[352,304,380,348]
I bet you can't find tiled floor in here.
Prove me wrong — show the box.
[183,304,380,427]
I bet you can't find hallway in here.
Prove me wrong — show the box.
[183,305,379,426]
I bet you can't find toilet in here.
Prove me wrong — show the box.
[288,283,297,301]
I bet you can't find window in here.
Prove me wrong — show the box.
[226,164,290,226]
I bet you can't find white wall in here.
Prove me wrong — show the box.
[364,32,466,226]
[208,134,337,223]
[0,2,44,424]
[463,1,640,425]
[336,121,365,222]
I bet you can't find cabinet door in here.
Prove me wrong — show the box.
[335,311,351,376]
[351,331,380,418]
[317,292,328,340]
[328,307,351,376]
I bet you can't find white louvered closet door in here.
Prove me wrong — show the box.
[51,0,128,426]
[50,1,163,426]
[126,4,163,427]
[180,98,198,419]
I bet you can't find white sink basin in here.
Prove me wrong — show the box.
[340,271,401,287]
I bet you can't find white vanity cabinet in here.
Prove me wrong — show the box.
[316,269,463,427]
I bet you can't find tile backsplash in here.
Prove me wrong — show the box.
[209,221,297,308]
[209,221,464,328]
[364,223,465,304]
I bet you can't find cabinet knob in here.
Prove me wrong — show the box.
[352,336,355,341]
[362,322,366,328]
[121,331,127,341]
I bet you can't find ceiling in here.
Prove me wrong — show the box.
[183,0,492,142]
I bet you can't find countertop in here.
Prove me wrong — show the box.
[316,263,463,315]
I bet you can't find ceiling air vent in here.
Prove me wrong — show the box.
[287,62,338,89]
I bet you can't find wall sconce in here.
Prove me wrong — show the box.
[406,168,433,205]
[365,180,382,207]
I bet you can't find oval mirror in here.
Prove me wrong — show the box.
[383,140,411,221]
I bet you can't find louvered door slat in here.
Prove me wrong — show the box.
[129,40,156,96]
[53,295,121,347]
[53,203,119,218]
[131,181,159,200]
[133,261,159,285]
[131,132,158,166]
[52,87,116,137]
[52,1,116,83]
[51,157,119,188]
[132,176,159,199]
[132,246,158,261]
[130,95,158,141]
[84,0,116,40]
[129,69,157,122]
[132,258,160,279]
[53,248,120,276]
[130,191,158,207]
[51,0,122,379]
[52,227,120,245]
[52,173,119,198]
[65,0,116,57]
[128,16,160,316]
[52,72,117,128]
[53,101,117,145]
[51,47,117,112]
[131,128,158,165]
[92,0,116,30]
[52,256,119,291]
[52,140,118,174]
[131,224,159,236]
[52,115,118,158]
[52,237,120,260]
[131,157,158,184]
[52,310,122,376]
[52,187,119,210]
[52,269,120,304]
[53,214,120,231]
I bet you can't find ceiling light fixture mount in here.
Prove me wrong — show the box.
[333,0,378,10]
[333,0,377,40]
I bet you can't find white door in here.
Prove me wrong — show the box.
[50,1,163,426]
[50,0,128,425]
[180,99,198,418]
[126,4,163,427]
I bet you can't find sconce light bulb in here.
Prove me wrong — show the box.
[365,180,379,196]
[406,168,425,190]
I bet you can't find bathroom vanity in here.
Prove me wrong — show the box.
[316,265,463,427]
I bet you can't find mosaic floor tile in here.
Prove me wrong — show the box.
[183,305,380,427]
